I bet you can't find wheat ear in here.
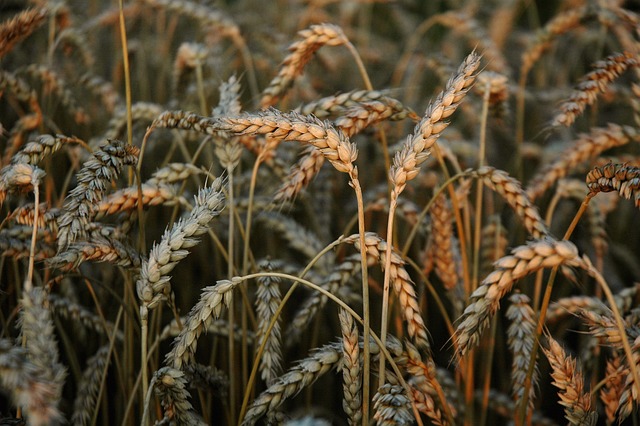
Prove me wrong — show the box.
[255,260,283,385]
[373,383,414,425]
[71,345,111,426]
[542,333,597,426]
[339,308,362,426]
[454,238,583,358]
[586,162,640,208]
[0,7,48,59]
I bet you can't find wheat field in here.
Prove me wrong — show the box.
[0,0,639,425]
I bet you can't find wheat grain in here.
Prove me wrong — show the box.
[600,354,624,425]
[430,192,460,291]
[373,383,414,425]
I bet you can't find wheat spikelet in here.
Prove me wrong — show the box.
[339,308,362,425]
[580,306,631,350]
[542,334,597,426]
[0,7,48,59]
[18,288,66,425]
[430,192,460,291]
[260,23,348,107]
[472,166,550,238]
[71,345,111,426]
[345,232,430,351]
[600,354,624,425]
[527,124,637,200]
[506,293,539,414]
[7,202,60,231]
[137,179,226,311]
[274,145,325,202]
[49,236,142,270]
[553,52,639,127]
[454,238,583,358]
[334,99,418,137]
[56,140,139,249]
[10,134,83,166]
[390,51,480,197]
[404,341,448,425]
[373,383,414,425]
[255,260,284,385]
[166,278,239,370]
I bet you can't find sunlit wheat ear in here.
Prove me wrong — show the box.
[542,334,597,426]
[339,308,362,426]
[72,345,110,426]
[274,145,325,203]
[471,166,550,238]
[48,236,142,270]
[56,140,139,250]
[390,51,480,197]
[580,305,628,350]
[617,335,640,422]
[334,98,418,138]
[586,162,640,208]
[506,293,539,415]
[430,192,460,291]
[553,52,639,127]
[260,23,348,108]
[454,238,583,359]
[0,163,45,207]
[137,179,226,312]
[344,232,430,351]
[600,354,624,425]
[288,254,360,344]
[18,288,66,426]
[526,124,638,201]
[0,7,48,59]
[94,182,179,219]
[373,383,414,425]
[255,260,284,385]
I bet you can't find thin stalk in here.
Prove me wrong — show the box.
[26,182,39,293]
[378,197,397,388]
[227,169,236,426]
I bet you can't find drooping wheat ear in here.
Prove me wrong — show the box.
[10,134,83,166]
[255,260,284,385]
[161,317,253,345]
[56,140,139,250]
[137,179,226,312]
[0,7,48,59]
[78,73,122,114]
[506,293,539,415]
[22,64,88,124]
[274,145,325,203]
[521,6,589,78]
[430,192,460,291]
[547,284,640,324]
[184,363,229,399]
[94,182,179,219]
[260,23,348,108]
[48,235,142,270]
[71,345,111,426]
[8,202,60,232]
[18,288,66,425]
[0,227,55,260]
[47,293,121,339]
[526,124,638,201]
[586,162,640,208]
[373,383,414,426]
[287,254,360,344]
[0,339,64,426]
[173,42,207,96]
[152,109,358,175]
[580,305,632,350]
[339,308,362,426]
[151,367,206,426]
[471,166,550,238]
[390,51,480,197]
[213,76,244,170]
[479,215,508,278]
[542,334,597,426]
[454,238,583,359]
[242,341,343,425]
[344,232,430,351]
[165,278,240,370]
[553,52,639,127]
[0,163,45,207]
[148,163,203,185]
[600,354,624,425]
[404,341,449,425]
